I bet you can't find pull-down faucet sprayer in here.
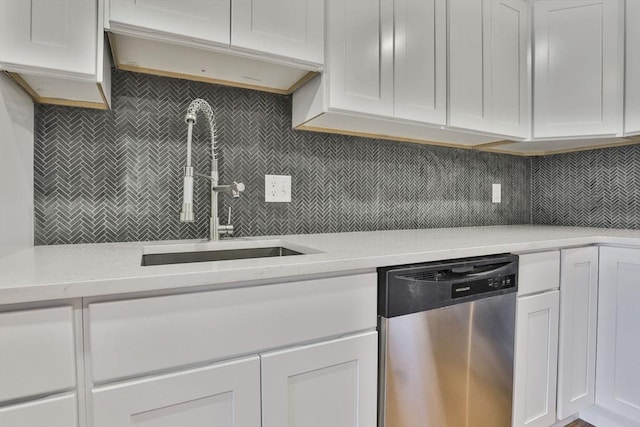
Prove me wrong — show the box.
[179,98,245,240]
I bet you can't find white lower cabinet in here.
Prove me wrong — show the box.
[596,247,640,422]
[87,274,378,427]
[513,290,560,427]
[92,356,261,427]
[91,332,378,427]
[261,331,378,427]
[557,247,599,419]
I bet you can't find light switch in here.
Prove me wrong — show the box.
[492,184,502,203]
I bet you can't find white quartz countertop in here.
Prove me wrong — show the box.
[2,225,640,305]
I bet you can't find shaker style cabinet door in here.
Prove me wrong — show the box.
[449,0,529,138]
[92,356,261,427]
[326,0,394,117]
[0,0,97,76]
[261,332,378,427]
[393,0,446,124]
[231,0,324,65]
[596,247,640,422]
[533,0,622,138]
[625,0,640,136]
[108,0,230,46]
[512,291,560,427]
[557,247,598,419]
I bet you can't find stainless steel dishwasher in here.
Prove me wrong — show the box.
[378,254,518,427]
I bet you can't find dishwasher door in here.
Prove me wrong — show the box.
[379,292,516,427]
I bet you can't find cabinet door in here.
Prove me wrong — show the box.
[449,0,491,132]
[449,0,528,138]
[0,0,96,76]
[326,0,394,116]
[393,0,446,124]
[490,0,529,138]
[261,331,377,427]
[92,356,261,427]
[557,247,598,419]
[596,247,640,422]
[626,0,640,136]
[231,0,323,65]
[513,291,560,427]
[533,0,622,138]
[108,0,230,46]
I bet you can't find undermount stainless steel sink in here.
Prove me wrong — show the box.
[142,246,303,266]
[140,240,318,266]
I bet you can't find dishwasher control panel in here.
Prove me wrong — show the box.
[452,274,516,298]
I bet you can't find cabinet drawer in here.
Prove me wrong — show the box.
[517,251,560,295]
[0,306,76,402]
[0,393,78,427]
[89,274,377,383]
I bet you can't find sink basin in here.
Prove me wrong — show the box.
[142,246,303,266]
[140,239,319,266]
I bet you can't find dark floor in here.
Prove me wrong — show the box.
[566,420,596,427]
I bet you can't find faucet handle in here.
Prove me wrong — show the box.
[232,181,245,198]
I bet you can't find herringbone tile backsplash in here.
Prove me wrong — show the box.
[532,145,640,229]
[34,70,531,245]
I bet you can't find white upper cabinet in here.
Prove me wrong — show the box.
[557,247,599,420]
[393,0,446,124]
[108,0,230,46]
[232,0,324,65]
[292,0,500,146]
[626,0,640,136]
[449,0,529,139]
[596,247,640,423]
[0,0,96,77]
[104,0,322,94]
[533,0,623,139]
[326,0,394,117]
[0,0,111,109]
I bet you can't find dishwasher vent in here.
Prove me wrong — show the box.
[398,271,442,282]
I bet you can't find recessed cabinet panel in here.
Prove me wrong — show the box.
[261,332,377,427]
[557,247,598,419]
[596,247,640,422]
[533,0,622,138]
[327,0,394,116]
[449,0,488,131]
[491,0,528,137]
[108,0,230,46]
[92,356,261,427]
[513,291,559,427]
[0,0,96,76]
[231,0,324,64]
[626,0,640,135]
[393,0,446,124]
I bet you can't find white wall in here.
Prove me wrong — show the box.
[0,74,34,257]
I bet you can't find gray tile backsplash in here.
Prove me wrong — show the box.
[532,145,640,229]
[34,70,532,244]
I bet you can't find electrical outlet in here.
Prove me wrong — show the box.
[265,175,292,202]
[492,183,502,203]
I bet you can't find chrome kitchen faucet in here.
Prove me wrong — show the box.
[179,98,245,240]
